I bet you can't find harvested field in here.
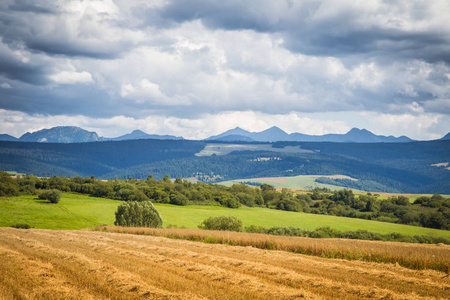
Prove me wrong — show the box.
[0,228,449,299]
[219,174,357,190]
[100,227,450,273]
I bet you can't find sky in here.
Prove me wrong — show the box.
[0,0,449,140]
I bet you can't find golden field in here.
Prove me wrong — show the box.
[99,226,450,273]
[0,227,449,299]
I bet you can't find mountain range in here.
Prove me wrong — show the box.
[206,126,415,143]
[104,130,183,141]
[1,125,449,143]
[0,127,183,143]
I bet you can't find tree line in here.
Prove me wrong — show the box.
[1,171,449,230]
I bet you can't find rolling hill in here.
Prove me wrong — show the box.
[1,138,449,193]
[104,129,183,141]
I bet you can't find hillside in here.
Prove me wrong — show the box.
[105,129,183,141]
[0,134,17,142]
[1,139,449,193]
[2,193,449,238]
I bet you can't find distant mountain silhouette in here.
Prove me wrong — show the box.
[206,127,413,143]
[2,125,418,143]
[206,127,253,141]
[213,134,255,142]
[441,132,450,140]
[10,126,184,143]
[0,134,18,142]
[253,126,289,142]
[106,130,183,141]
[19,126,100,143]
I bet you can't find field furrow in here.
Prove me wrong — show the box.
[0,228,448,299]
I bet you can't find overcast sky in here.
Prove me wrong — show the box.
[1,0,449,140]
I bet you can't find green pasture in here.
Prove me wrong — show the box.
[0,193,119,230]
[155,204,450,238]
[195,143,311,156]
[1,193,449,239]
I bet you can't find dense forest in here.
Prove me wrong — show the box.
[1,139,449,193]
[1,171,449,231]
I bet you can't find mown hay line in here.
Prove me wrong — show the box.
[100,226,450,273]
[0,243,97,300]
[1,228,449,299]
[87,229,448,299]
[0,230,193,300]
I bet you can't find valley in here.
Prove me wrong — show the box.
[1,138,449,194]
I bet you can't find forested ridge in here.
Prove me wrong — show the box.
[0,139,449,193]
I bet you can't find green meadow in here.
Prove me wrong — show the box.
[1,193,449,239]
[0,193,118,230]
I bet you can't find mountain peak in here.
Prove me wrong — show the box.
[19,126,99,143]
[254,126,288,142]
[0,134,18,141]
[111,129,183,141]
[264,126,284,132]
[441,132,450,140]
[347,128,371,134]
[130,129,146,135]
[205,127,252,141]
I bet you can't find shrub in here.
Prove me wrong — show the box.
[244,225,267,233]
[114,201,163,227]
[169,193,188,205]
[12,223,31,229]
[38,189,62,203]
[198,216,243,231]
[0,171,20,196]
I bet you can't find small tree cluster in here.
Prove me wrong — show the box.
[114,201,163,227]
[198,216,243,231]
[38,189,61,203]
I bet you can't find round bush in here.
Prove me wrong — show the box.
[12,223,31,229]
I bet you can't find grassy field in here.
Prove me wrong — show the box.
[1,193,449,239]
[196,143,312,156]
[0,228,448,299]
[219,175,449,202]
[155,203,450,238]
[0,193,119,230]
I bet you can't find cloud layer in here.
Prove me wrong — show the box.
[0,0,449,139]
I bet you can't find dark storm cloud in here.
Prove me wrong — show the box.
[147,0,284,32]
[0,0,130,60]
[152,0,450,65]
[7,0,56,14]
[0,55,50,85]
[0,0,449,140]
[0,81,161,119]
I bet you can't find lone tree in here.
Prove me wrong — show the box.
[114,201,163,227]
